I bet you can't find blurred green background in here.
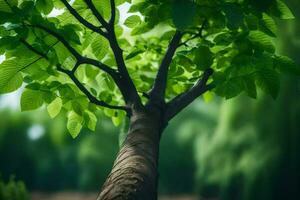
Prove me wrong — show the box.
[0,0,299,199]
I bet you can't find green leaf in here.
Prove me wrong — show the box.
[223,3,244,29]
[124,15,142,28]
[274,55,300,75]
[72,100,83,115]
[128,2,147,13]
[19,1,35,16]
[85,65,98,79]
[248,31,275,53]
[0,1,12,12]
[256,68,280,99]
[245,14,259,30]
[67,111,83,138]
[94,0,111,20]
[161,30,176,41]
[193,46,214,70]
[84,110,97,131]
[59,24,81,45]
[214,32,233,46]
[176,54,194,71]
[36,0,54,15]
[125,49,144,60]
[215,78,243,99]
[131,24,151,36]
[243,76,257,99]
[47,97,62,118]
[249,0,274,11]
[260,13,277,37]
[0,60,23,94]
[21,89,44,111]
[25,83,41,90]
[172,0,197,30]
[91,36,108,60]
[271,0,295,19]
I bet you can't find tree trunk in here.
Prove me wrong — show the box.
[97,107,164,200]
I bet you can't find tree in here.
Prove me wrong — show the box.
[0,0,298,199]
[196,1,300,198]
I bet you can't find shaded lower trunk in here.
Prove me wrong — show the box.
[97,109,163,200]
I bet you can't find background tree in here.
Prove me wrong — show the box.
[196,0,300,199]
[0,0,298,199]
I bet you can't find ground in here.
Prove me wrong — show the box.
[31,192,200,200]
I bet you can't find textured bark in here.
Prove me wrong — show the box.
[97,108,163,200]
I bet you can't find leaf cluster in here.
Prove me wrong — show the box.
[0,0,298,137]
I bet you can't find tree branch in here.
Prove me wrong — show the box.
[30,1,140,108]
[84,0,109,28]
[109,0,116,25]
[149,30,183,103]
[20,38,49,58]
[59,0,141,108]
[29,24,117,77]
[57,63,128,111]
[96,0,141,107]
[60,0,107,37]
[164,68,214,121]
[29,23,140,109]
[20,38,128,112]
[179,19,207,47]
[30,24,82,60]
[107,32,142,106]
[81,57,117,77]
[19,39,59,72]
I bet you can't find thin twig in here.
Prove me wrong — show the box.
[60,0,107,37]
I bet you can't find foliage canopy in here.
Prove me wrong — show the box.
[0,0,298,137]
